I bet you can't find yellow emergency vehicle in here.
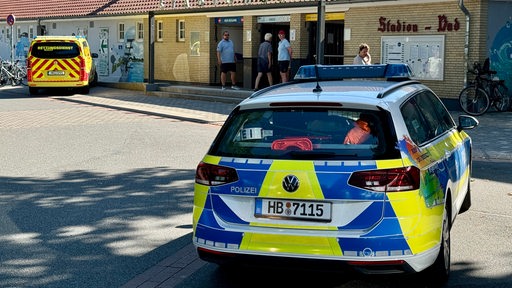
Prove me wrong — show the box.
[27,36,97,95]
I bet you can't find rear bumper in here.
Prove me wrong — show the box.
[195,244,438,275]
[193,223,440,274]
[28,80,89,88]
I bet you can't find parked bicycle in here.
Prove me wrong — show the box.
[0,59,28,87]
[458,61,510,116]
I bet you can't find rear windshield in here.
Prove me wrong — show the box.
[31,42,80,59]
[209,108,400,160]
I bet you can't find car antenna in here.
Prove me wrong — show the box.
[312,65,322,93]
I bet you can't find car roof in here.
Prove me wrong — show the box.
[240,64,426,110]
[32,36,88,43]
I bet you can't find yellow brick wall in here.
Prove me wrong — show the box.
[290,13,308,60]
[344,0,488,99]
[242,16,260,58]
[144,15,211,83]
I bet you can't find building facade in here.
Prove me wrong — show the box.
[1,0,511,99]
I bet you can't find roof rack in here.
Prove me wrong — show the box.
[294,64,413,81]
[376,80,421,98]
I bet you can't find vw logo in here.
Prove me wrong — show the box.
[54,61,58,66]
[282,175,299,192]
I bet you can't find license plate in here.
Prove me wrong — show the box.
[255,198,332,222]
[47,71,65,76]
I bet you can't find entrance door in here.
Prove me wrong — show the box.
[308,22,345,65]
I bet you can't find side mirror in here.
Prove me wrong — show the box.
[91,53,98,58]
[457,115,479,131]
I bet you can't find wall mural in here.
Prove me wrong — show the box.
[109,26,144,83]
[0,24,144,83]
[15,32,30,60]
[489,18,512,93]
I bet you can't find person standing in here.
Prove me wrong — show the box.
[254,33,273,91]
[353,43,371,65]
[217,31,240,90]
[277,30,292,83]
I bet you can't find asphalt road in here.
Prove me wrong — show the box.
[0,86,221,287]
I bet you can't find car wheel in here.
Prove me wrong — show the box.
[90,69,98,87]
[427,204,451,284]
[29,87,38,95]
[460,160,472,214]
[81,85,90,94]
[460,186,471,214]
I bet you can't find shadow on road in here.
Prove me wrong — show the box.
[181,258,512,288]
[0,167,195,288]
[472,159,512,184]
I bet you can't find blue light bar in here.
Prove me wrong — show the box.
[294,64,413,80]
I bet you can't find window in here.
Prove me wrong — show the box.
[177,20,185,42]
[190,31,199,56]
[30,42,80,59]
[136,22,144,41]
[118,23,125,42]
[414,91,455,139]
[29,26,34,39]
[157,21,164,42]
[210,108,398,160]
[401,97,429,145]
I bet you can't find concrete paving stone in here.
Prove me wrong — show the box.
[156,259,207,288]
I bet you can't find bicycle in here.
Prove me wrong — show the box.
[0,59,27,87]
[12,60,28,86]
[458,61,510,116]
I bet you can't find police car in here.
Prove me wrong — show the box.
[192,64,478,282]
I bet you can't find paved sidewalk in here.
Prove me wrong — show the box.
[450,110,512,161]
[58,86,238,125]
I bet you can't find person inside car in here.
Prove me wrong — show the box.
[343,114,373,144]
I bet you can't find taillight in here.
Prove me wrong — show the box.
[79,56,86,81]
[26,58,32,82]
[348,166,420,192]
[195,162,238,186]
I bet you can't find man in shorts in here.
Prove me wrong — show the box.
[217,31,240,90]
[254,33,273,91]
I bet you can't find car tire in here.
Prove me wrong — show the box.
[460,186,471,214]
[427,204,451,284]
[460,160,472,214]
[81,85,90,94]
[90,69,98,87]
[29,87,38,95]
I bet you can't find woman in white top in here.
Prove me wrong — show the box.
[277,30,293,83]
[353,43,371,65]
